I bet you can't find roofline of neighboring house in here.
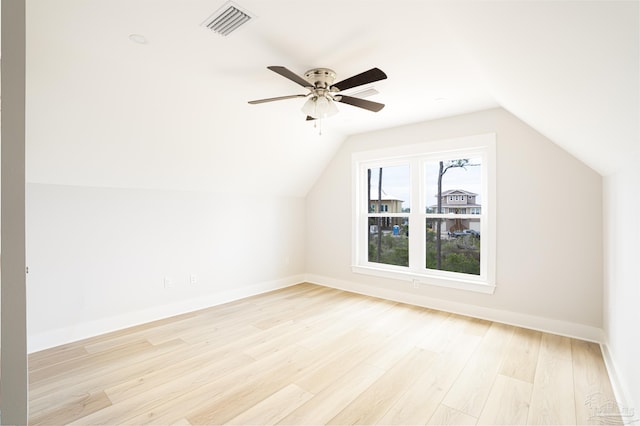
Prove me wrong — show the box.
[429,204,482,208]
[369,194,404,202]
[439,189,478,196]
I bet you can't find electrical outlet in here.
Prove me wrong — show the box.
[411,279,420,289]
[189,274,198,285]
[164,277,173,289]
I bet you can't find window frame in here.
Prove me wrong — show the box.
[351,133,496,294]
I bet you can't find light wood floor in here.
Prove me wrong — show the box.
[29,283,620,425]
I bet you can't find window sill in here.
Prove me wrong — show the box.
[351,265,496,295]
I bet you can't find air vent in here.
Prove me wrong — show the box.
[201,2,254,36]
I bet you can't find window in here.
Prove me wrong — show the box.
[366,165,410,267]
[352,134,496,294]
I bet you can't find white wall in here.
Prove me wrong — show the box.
[603,155,640,416]
[306,108,604,340]
[26,183,306,352]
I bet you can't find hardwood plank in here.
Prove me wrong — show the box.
[416,312,467,353]
[28,345,89,372]
[73,346,288,425]
[184,346,324,425]
[279,362,387,425]
[463,316,492,336]
[527,344,576,425]
[104,348,255,404]
[293,329,385,395]
[29,342,85,365]
[225,384,314,425]
[327,347,437,424]
[29,338,188,416]
[295,296,396,351]
[477,374,533,425]
[29,391,112,426]
[378,333,481,424]
[441,322,516,417]
[427,404,477,425]
[166,322,260,348]
[499,326,542,383]
[540,332,572,360]
[364,306,436,371]
[82,317,198,351]
[68,309,201,347]
[252,288,342,330]
[29,339,154,385]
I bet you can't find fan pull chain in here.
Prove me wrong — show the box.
[313,118,323,136]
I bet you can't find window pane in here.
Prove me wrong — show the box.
[368,165,410,213]
[426,218,481,275]
[425,158,482,214]
[368,217,409,267]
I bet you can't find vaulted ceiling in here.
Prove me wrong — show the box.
[26,0,639,196]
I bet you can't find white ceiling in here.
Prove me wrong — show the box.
[26,0,639,196]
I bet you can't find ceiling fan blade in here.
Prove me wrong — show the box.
[332,68,387,91]
[248,94,307,104]
[267,66,312,88]
[337,95,385,112]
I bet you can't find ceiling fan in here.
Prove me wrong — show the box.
[248,66,387,120]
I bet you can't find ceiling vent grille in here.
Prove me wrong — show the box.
[201,2,254,36]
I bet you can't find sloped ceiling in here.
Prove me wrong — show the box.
[26,0,639,196]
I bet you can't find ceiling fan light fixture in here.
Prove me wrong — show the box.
[301,97,316,117]
[301,95,338,119]
[324,98,339,117]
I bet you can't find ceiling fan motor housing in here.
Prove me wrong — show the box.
[304,68,336,89]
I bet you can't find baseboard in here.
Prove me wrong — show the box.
[305,273,604,343]
[600,342,639,425]
[28,274,305,353]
